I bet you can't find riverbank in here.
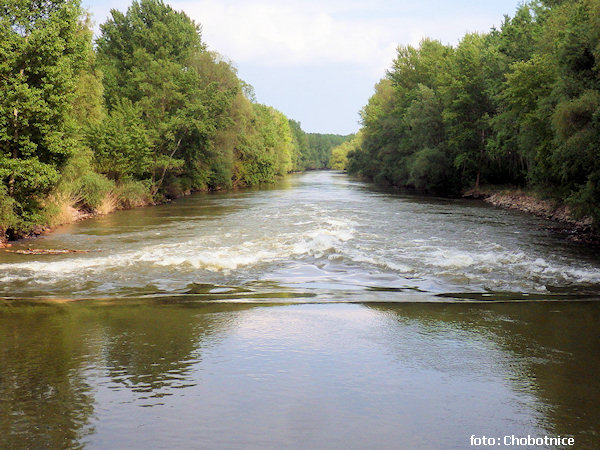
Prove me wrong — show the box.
[0,177,284,248]
[2,170,600,299]
[3,177,599,248]
[0,188,183,248]
[0,207,112,248]
[465,188,598,244]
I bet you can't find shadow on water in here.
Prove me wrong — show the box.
[0,305,97,449]
[0,301,258,448]
[366,301,600,448]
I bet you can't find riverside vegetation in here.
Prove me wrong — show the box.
[332,0,600,229]
[0,0,349,243]
[3,0,599,244]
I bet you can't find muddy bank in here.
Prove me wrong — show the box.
[482,191,598,244]
[0,180,266,248]
[0,210,98,249]
[0,199,149,249]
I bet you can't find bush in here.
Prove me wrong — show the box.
[74,172,116,210]
[115,179,152,208]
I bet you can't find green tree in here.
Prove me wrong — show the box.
[288,120,309,170]
[489,54,556,185]
[549,0,600,217]
[96,0,235,195]
[441,33,495,190]
[330,133,360,171]
[0,0,89,233]
[349,40,455,191]
[86,99,151,182]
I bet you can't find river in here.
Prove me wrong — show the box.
[1,171,599,448]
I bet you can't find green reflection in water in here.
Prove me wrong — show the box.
[0,304,98,449]
[0,301,258,448]
[0,300,598,448]
[368,301,600,447]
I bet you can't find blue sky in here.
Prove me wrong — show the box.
[83,0,523,135]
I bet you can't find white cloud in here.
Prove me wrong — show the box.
[92,0,515,74]
[174,0,395,73]
[171,0,513,77]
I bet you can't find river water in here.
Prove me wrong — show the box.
[1,171,599,448]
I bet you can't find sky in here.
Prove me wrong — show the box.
[84,0,523,135]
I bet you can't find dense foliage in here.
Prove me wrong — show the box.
[0,0,90,236]
[303,133,350,170]
[348,0,600,222]
[329,133,360,171]
[0,0,347,240]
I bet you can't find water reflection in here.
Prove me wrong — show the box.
[0,304,98,448]
[0,302,254,448]
[369,301,600,447]
[0,300,598,448]
[94,302,257,401]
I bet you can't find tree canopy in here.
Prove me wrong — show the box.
[347,0,600,223]
[0,0,350,240]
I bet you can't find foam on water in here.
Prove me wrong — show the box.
[1,172,600,299]
[0,216,359,292]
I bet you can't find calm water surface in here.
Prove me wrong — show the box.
[1,172,599,448]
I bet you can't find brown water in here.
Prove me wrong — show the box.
[0,172,599,448]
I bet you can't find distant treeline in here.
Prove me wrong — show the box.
[0,0,348,240]
[342,0,599,223]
